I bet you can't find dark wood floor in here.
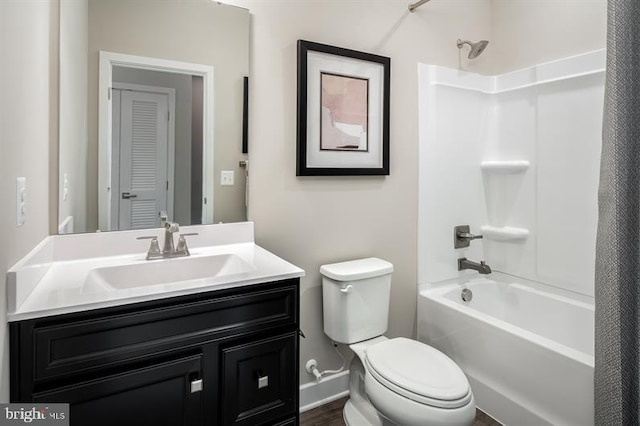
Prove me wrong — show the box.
[300,397,501,426]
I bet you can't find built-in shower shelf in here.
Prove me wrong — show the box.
[480,160,530,174]
[481,225,529,241]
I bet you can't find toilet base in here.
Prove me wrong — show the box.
[343,354,385,426]
[344,399,395,426]
[344,399,379,426]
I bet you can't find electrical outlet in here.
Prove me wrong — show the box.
[220,171,234,186]
[16,177,26,227]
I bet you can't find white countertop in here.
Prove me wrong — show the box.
[7,222,304,321]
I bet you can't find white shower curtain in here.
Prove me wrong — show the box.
[595,1,640,424]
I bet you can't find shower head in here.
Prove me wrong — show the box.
[457,39,489,59]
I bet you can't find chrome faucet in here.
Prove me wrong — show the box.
[458,257,492,274]
[163,221,180,254]
[137,220,198,260]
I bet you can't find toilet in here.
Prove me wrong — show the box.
[320,258,475,426]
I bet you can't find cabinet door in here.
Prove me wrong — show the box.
[33,354,203,426]
[221,333,297,425]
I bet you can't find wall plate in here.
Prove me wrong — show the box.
[454,225,470,249]
[221,171,234,186]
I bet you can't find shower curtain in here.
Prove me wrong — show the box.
[595,1,640,424]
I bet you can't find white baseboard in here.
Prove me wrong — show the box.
[299,370,350,413]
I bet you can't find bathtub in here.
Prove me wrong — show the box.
[417,272,594,426]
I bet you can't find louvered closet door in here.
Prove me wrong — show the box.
[118,91,169,230]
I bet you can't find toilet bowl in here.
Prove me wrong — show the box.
[359,337,474,425]
[320,258,475,426]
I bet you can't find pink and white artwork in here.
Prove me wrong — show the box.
[320,72,369,151]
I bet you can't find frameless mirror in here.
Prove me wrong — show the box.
[58,0,249,234]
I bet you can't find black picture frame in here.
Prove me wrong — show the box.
[296,40,390,176]
[242,76,249,154]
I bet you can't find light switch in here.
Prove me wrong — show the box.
[221,171,234,186]
[16,177,26,227]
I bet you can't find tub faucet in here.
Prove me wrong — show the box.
[458,257,492,274]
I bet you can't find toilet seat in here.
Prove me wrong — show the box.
[364,337,472,409]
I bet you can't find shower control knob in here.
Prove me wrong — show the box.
[454,225,484,249]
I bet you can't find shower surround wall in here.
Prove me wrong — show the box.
[418,50,605,298]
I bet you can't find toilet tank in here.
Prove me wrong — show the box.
[320,258,393,344]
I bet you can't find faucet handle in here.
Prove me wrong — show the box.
[137,236,162,259]
[454,225,483,249]
[176,233,198,256]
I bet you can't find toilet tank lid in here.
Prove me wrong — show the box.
[320,258,393,281]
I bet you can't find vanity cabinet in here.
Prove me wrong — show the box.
[10,279,300,426]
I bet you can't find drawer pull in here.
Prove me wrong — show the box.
[258,375,269,389]
[190,378,203,393]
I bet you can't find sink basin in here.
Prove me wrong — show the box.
[85,254,254,290]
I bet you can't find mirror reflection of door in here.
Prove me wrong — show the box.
[105,64,206,231]
[112,86,174,230]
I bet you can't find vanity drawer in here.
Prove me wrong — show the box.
[17,282,297,384]
[221,332,297,425]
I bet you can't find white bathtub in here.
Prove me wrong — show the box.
[417,272,594,426]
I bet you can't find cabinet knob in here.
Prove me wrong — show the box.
[257,375,269,389]
[190,378,203,393]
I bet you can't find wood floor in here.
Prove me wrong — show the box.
[300,397,501,426]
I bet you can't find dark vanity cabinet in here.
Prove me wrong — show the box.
[10,279,300,426]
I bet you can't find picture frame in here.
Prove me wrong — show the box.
[296,40,390,176]
[242,76,249,154]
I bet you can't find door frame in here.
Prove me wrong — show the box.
[111,83,176,229]
[98,51,214,231]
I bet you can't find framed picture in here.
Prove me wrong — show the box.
[296,40,390,176]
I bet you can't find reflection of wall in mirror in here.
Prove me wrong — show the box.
[59,0,88,233]
[58,0,249,233]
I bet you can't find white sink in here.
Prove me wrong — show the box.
[85,254,254,290]
[7,222,305,321]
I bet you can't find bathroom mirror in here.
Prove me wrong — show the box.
[58,0,249,234]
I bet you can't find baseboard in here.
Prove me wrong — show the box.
[299,370,350,413]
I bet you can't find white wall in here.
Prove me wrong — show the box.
[489,0,607,74]
[0,0,57,401]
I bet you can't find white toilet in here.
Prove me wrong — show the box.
[320,258,475,426]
